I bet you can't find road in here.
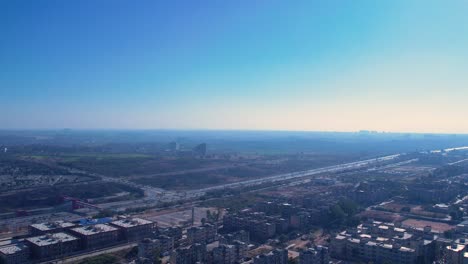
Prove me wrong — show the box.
[94,153,404,209]
[179,154,402,199]
[41,242,137,264]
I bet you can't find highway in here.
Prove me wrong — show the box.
[180,154,402,198]
[88,147,467,207]
[95,153,404,208]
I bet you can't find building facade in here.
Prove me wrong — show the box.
[69,224,119,250]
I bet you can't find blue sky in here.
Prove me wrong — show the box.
[2,0,468,132]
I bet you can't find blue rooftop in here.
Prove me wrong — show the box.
[78,217,112,226]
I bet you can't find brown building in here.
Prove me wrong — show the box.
[0,243,30,264]
[25,232,79,260]
[69,224,119,250]
[29,221,75,236]
[111,218,155,241]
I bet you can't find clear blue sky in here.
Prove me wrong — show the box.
[2,0,468,132]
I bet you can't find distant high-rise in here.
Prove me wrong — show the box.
[168,141,180,152]
[193,143,207,156]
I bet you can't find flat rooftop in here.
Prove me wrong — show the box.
[447,244,465,252]
[0,244,28,255]
[111,218,153,228]
[26,232,78,246]
[71,224,118,236]
[30,221,75,231]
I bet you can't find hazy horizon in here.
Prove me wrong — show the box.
[2,128,468,136]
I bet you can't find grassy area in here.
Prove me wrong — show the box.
[201,193,263,212]
[57,156,222,177]
[79,254,119,264]
[0,182,144,212]
[25,153,153,161]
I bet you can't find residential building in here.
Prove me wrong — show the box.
[138,235,174,259]
[69,224,119,250]
[299,246,330,264]
[212,244,237,264]
[29,221,75,236]
[187,223,216,245]
[0,243,29,264]
[254,249,288,264]
[25,232,79,260]
[170,243,206,264]
[111,217,155,241]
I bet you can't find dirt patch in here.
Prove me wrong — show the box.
[402,219,455,233]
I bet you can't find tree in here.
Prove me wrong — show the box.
[79,254,118,264]
[338,199,358,215]
[330,204,346,220]
[401,206,411,212]
[153,249,162,264]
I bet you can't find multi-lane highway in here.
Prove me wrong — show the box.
[96,153,404,209]
[93,146,468,208]
[179,154,401,198]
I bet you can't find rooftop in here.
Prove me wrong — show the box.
[78,217,112,226]
[447,244,465,252]
[111,218,153,228]
[0,244,28,255]
[26,232,78,246]
[71,224,118,236]
[30,221,75,231]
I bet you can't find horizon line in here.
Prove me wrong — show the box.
[0,128,467,136]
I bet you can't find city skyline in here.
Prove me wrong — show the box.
[2,1,468,133]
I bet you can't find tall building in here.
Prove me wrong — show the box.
[170,243,206,264]
[193,143,207,156]
[299,246,330,264]
[69,224,119,250]
[29,221,75,236]
[330,221,427,264]
[187,223,216,245]
[0,243,30,264]
[254,249,288,264]
[111,217,155,241]
[168,141,180,152]
[212,244,237,264]
[138,235,174,259]
[25,232,79,260]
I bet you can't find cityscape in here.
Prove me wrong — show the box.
[2,1,468,264]
[1,132,468,264]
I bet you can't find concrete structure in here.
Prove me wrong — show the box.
[138,238,159,260]
[138,235,174,259]
[170,243,206,264]
[187,223,216,245]
[457,220,468,234]
[70,224,119,250]
[232,240,248,262]
[212,244,237,264]
[299,246,330,264]
[29,221,75,236]
[25,232,79,260]
[220,230,250,244]
[330,221,433,264]
[290,211,311,230]
[254,249,288,264]
[445,243,465,264]
[160,226,183,242]
[111,217,155,241]
[0,243,29,264]
[223,213,276,242]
